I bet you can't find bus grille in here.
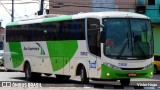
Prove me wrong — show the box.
[120,68,144,70]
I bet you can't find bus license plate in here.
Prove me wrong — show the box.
[128,73,136,77]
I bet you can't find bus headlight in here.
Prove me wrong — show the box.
[103,62,122,70]
[143,63,153,70]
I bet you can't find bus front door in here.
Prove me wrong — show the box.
[87,18,101,78]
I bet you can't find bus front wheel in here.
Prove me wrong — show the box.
[24,63,41,81]
[154,65,158,74]
[80,66,89,84]
[120,79,130,86]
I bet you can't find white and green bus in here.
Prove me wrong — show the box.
[4,11,154,85]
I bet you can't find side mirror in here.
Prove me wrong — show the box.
[100,31,105,43]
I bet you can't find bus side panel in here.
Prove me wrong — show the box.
[46,40,78,75]
[4,42,13,70]
[21,42,52,73]
[9,42,24,68]
[70,41,89,77]
[4,42,21,71]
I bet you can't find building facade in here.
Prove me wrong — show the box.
[49,0,91,14]
[49,0,136,14]
[49,0,159,22]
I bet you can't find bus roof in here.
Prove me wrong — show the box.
[6,11,149,27]
[72,11,149,19]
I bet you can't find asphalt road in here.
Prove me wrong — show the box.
[0,66,160,89]
[0,72,160,89]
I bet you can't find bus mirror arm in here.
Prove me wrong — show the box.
[100,24,104,28]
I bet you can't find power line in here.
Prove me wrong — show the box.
[0,1,24,21]
[0,2,40,4]
[0,1,12,17]
[0,0,49,5]
[14,10,21,18]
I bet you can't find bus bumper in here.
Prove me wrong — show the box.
[100,64,154,79]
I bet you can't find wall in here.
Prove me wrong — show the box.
[115,0,136,12]
[91,0,115,12]
[145,0,160,23]
[153,24,160,55]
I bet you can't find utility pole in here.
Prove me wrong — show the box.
[38,0,44,15]
[11,0,14,22]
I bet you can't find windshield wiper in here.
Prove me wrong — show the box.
[117,40,128,59]
[133,33,146,58]
[134,41,146,57]
[117,33,130,58]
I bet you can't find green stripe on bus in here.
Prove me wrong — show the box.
[43,16,72,23]
[9,42,24,68]
[7,21,18,26]
[46,40,78,72]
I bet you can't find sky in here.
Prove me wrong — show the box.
[0,0,49,27]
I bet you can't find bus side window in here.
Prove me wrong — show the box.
[58,19,85,40]
[68,19,85,40]
[87,18,101,57]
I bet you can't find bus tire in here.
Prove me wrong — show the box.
[154,65,158,74]
[120,79,130,86]
[24,63,41,81]
[80,66,89,84]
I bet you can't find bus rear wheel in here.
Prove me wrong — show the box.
[80,66,89,84]
[24,63,41,81]
[120,79,130,86]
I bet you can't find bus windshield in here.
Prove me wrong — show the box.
[103,18,153,60]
